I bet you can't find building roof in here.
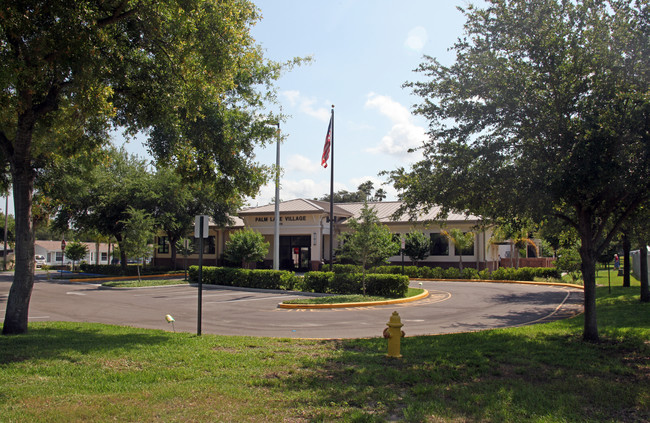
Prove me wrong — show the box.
[35,240,110,252]
[238,199,480,224]
[238,198,353,217]
[336,201,480,224]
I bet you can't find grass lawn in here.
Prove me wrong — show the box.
[1,274,648,422]
[101,278,189,288]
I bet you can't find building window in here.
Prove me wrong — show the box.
[101,252,108,262]
[55,252,63,262]
[193,236,215,254]
[430,233,449,256]
[157,236,169,254]
[454,234,475,256]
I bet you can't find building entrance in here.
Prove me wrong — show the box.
[279,236,311,272]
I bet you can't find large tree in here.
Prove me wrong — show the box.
[47,147,154,272]
[390,0,649,341]
[1,0,283,334]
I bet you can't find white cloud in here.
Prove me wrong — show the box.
[405,26,428,51]
[364,93,427,160]
[280,90,330,122]
[365,92,412,124]
[286,154,318,173]
[282,90,301,107]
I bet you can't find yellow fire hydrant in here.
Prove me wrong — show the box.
[383,311,405,358]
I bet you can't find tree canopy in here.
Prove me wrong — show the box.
[224,228,269,269]
[389,0,650,341]
[318,181,388,203]
[1,0,287,334]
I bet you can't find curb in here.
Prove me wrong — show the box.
[411,278,584,290]
[278,289,430,309]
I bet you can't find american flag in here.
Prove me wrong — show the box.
[321,115,332,168]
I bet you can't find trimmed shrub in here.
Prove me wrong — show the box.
[461,267,480,280]
[443,267,462,279]
[487,267,560,281]
[80,263,171,276]
[248,269,298,290]
[330,273,362,295]
[365,274,409,298]
[304,271,334,293]
[478,269,492,279]
[370,265,402,275]
[190,266,298,290]
[322,264,363,274]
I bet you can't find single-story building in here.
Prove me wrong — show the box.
[35,240,111,267]
[152,199,503,272]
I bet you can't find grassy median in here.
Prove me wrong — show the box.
[1,280,648,422]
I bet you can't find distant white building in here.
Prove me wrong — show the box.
[35,240,110,266]
[631,246,650,281]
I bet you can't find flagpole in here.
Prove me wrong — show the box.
[329,105,334,267]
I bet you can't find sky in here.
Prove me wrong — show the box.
[3,1,472,216]
[239,0,470,206]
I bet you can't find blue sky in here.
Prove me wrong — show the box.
[242,0,469,206]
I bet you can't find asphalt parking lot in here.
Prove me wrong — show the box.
[0,273,583,339]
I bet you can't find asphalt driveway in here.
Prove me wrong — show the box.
[0,273,583,339]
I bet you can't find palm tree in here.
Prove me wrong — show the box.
[441,228,475,271]
[488,221,539,269]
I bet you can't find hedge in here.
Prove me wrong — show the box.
[366,265,560,281]
[302,271,409,297]
[188,266,299,291]
[365,274,409,298]
[79,263,172,276]
[303,271,333,293]
[320,264,363,274]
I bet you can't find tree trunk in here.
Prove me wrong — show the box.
[578,219,599,342]
[622,232,631,287]
[2,162,36,335]
[640,245,649,303]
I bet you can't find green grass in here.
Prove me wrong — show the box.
[101,278,189,288]
[2,276,649,422]
[284,288,424,305]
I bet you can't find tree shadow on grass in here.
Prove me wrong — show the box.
[0,323,171,365]
[267,320,649,422]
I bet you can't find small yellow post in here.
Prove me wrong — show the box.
[384,311,405,358]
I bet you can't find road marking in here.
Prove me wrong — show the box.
[66,292,86,296]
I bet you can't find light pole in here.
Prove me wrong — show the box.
[273,122,280,270]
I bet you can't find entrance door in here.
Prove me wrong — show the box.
[280,236,311,272]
